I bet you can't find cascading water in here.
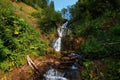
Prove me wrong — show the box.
[43,22,82,80]
[43,22,70,80]
[43,53,82,80]
[51,21,70,51]
[43,67,68,80]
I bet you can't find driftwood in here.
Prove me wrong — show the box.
[27,55,40,73]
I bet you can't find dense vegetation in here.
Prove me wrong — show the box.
[69,0,120,58]
[0,0,47,73]
[12,0,47,9]
[17,0,64,33]
[0,0,63,74]
[0,0,120,80]
[65,0,120,79]
[37,7,63,33]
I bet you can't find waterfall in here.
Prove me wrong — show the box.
[42,22,82,80]
[43,53,83,80]
[51,21,70,51]
[43,67,68,80]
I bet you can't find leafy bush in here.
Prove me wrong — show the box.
[103,59,120,80]
[0,0,47,72]
[110,23,120,36]
[18,0,47,9]
[81,37,106,59]
[38,7,63,33]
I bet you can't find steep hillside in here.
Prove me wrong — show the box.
[9,1,43,35]
[0,0,49,76]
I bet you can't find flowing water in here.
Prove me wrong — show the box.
[43,67,67,80]
[43,22,82,80]
[51,21,70,51]
[43,62,81,80]
[42,53,82,80]
[43,54,81,80]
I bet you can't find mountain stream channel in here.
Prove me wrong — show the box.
[32,22,83,80]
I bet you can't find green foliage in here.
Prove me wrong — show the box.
[0,39,10,62]
[68,0,120,79]
[70,9,120,58]
[49,1,55,10]
[0,0,47,73]
[0,60,13,72]
[61,8,68,18]
[82,60,94,79]
[0,0,14,16]
[38,7,63,33]
[102,59,120,80]
[110,22,120,36]
[29,0,63,34]
[69,0,120,20]
[81,37,106,59]
[18,0,47,9]
[82,60,105,80]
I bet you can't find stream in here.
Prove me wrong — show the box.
[42,52,82,80]
[41,22,82,80]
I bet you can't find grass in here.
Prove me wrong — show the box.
[0,0,48,74]
[9,0,42,28]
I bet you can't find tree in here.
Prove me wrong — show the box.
[69,0,120,20]
[61,8,67,19]
[39,7,63,33]
[46,0,50,6]
[49,1,54,10]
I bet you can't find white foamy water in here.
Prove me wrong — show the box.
[44,68,68,80]
[51,21,70,51]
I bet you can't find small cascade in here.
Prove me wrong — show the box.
[58,52,83,69]
[42,22,82,80]
[51,21,70,51]
[43,53,83,80]
[62,53,82,80]
[43,67,68,80]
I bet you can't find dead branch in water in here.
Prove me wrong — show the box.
[27,55,40,74]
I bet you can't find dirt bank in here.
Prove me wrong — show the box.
[0,55,60,80]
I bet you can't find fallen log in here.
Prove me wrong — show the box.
[26,55,40,74]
